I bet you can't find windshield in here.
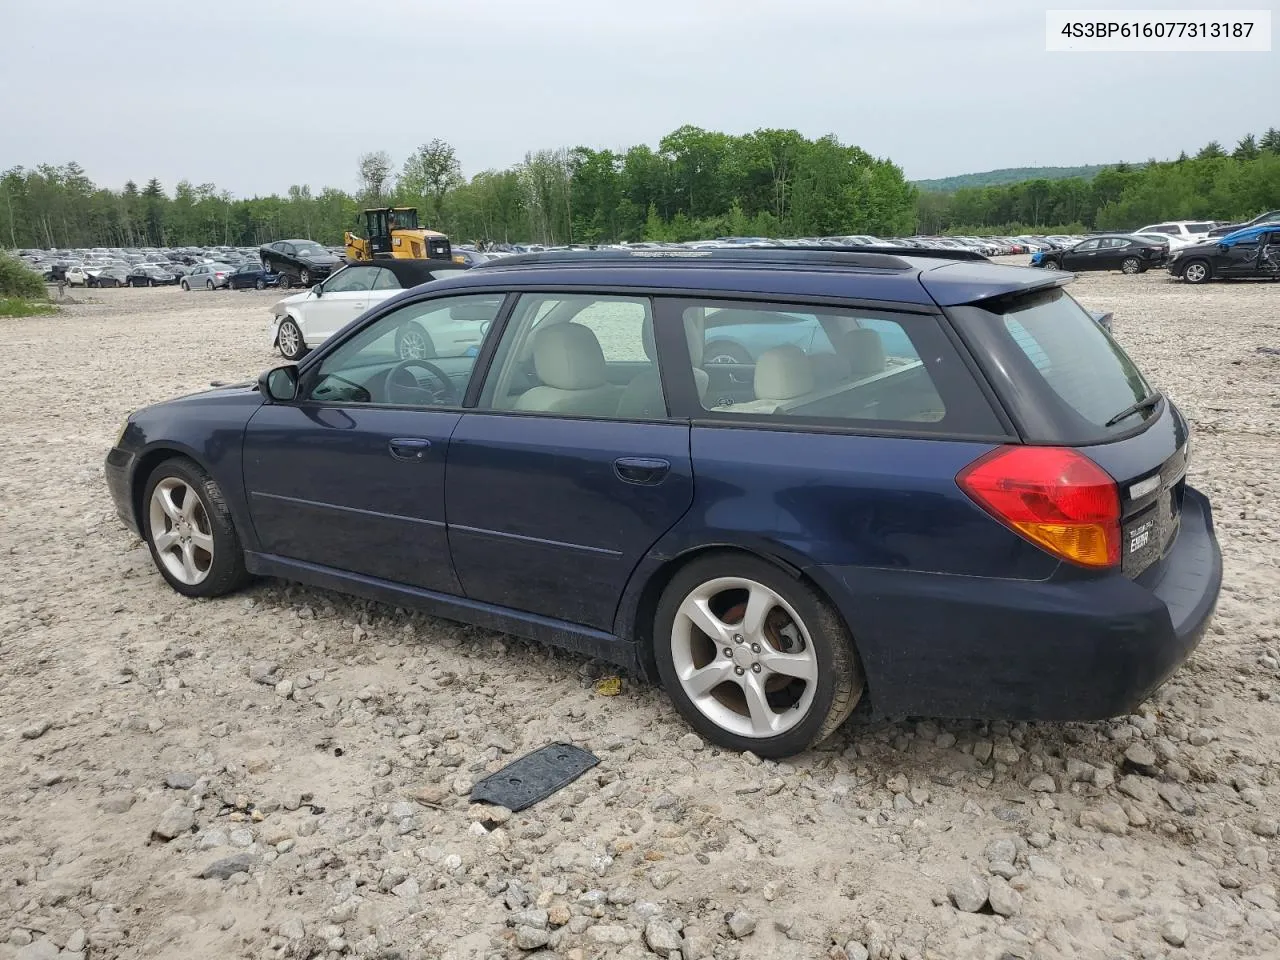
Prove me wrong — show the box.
[949,288,1155,441]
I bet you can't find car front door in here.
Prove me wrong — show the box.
[304,265,380,344]
[1062,238,1100,270]
[241,292,507,593]
[445,293,695,631]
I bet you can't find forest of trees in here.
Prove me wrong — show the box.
[4,126,1279,250]
[918,129,1280,234]
[0,127,917,250]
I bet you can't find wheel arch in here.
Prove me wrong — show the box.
[128,444,207,537]
[620,542,870,703]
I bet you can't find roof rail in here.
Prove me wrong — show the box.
[778,244,989,263]
[477,247,933,272]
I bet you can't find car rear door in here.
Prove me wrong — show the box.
[445,292,694,631]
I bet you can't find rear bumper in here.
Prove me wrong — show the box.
[813,485,1221,721]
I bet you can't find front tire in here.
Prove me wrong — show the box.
[299,268,312,286]
[1182,259,1211,284]
[653,553,863,757]
[142,457,249,599]
[180,280,190,291]
[395,323,437,360]
[277,318,306,360]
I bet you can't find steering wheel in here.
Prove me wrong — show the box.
[386,359,459,406]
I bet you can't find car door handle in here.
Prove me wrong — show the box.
[388,438,432,462]
[614,457,670,485]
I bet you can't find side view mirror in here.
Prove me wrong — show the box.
[312,283,323,297]
[259,365,298,403]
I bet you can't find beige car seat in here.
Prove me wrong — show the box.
[721,344,816,414]
[513,323,622,416]
[615,313,710,418]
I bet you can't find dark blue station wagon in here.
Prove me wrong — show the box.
[104,247,1223,757]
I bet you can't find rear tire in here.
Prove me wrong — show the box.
[205,280,213,291]
[395,323,437,360]
[1182,259,1211,284]
[255,278,266,290]
[652,552,863,758]
[142,457,249,599]
[1121,257,1142,275]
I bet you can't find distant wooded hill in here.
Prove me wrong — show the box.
[914,165,1111,192]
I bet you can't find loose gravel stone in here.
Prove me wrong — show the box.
[988,877,1023,917]
[949,875,989,913]
[1124,742,1159,774]
[197,853,258,880]
[726,910,757,938]
[644,918,683,956]
[151,802,194,841]
[20,720,51,740]
[1161,918,1189,947]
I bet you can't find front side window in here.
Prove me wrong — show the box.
[478,294,660,419]
[677,300,958,429]
[322,266,378,293]
[371,268,403,290]
[304,294,503,408]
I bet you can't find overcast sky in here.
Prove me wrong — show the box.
[4,0,1276,195]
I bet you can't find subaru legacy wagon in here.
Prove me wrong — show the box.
[104,247,1222,757]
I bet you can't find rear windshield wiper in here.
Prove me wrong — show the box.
[1104,392,1161,428]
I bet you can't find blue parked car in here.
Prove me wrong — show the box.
[104,247,1221,757]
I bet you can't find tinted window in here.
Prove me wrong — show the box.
[1186,223,1213,234]
[953,289,1152,436]
[675,301,976,431]
[1075,239,1100,251]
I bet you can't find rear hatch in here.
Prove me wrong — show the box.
[946,286,1189,579]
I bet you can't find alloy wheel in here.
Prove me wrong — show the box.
[398,328,431,360]
[300,268,311,286]
[1121,257,1141,274]
[670,576,818,738]
[1184,262,1208,283]
[278,320,302,358]
[148,477,214,586]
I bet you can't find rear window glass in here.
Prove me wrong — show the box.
[957,289,1153,436]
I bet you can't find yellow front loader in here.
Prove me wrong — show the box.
[343,207,456,262]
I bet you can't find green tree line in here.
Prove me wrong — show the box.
[1,126,916,250]
[920,129,1280,234]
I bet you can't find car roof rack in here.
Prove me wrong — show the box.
[480,245,987,272]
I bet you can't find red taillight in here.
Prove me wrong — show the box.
[957,446,1121,568]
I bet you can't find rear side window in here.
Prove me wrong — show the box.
[663,299,1006,436]
[949,289,1154,442]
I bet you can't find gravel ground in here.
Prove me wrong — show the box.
[1,271,1278,960]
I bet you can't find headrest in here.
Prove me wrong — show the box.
[838,328,886,378]
[533,323,607,390]
[640,311,704,367]
[754,345,814,402]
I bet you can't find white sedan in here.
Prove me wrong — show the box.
[268,260,476,361]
